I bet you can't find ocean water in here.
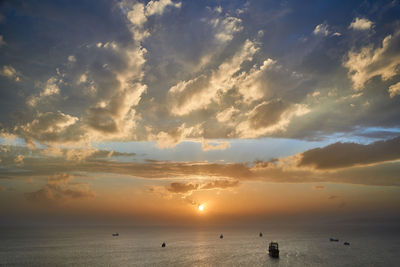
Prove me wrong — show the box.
[0,225,399,266]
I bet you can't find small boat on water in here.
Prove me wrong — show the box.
[161,242,166,247]
[112,233,119,237]
[344,242,350,246]
[220,234,224,239]
[330,238,339,242]
[268,242,279,258]
[259,232,263,237]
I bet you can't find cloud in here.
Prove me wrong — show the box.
[166,178,239,194]
[145,0,181,16]
[344,31,400,90]
[68,55,76,62]
[168,182,198,193]
[211,15,243,43]
[201,139,230,151]
[313,23,329,36]
[388,81,400,98]
[153,123,203,148]
[2,142,400,187]
[24,173,95,203]
[123,0,181,40]
[200,179,239,190]
[0,35,5,46]
[13,155,24,166]
[235,100,310,138]
[26,77,61,107]
[168,39,258,116]
[16,111,80,145]
[0,65,20,82]
[216,107,240,123]
[349,17,373,31]
[298,136,400,170]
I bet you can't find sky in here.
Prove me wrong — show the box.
[0,0,400,226]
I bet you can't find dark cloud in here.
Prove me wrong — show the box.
[201,179,239,190]
[298,136,400,169]
[248,100,288,130]
[167,182,198,193]
[24,173,95,203]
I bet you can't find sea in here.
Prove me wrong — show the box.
[1,224,399,266]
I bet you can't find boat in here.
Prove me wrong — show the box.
[268,242,279,258]
[220,234,224,239]
[161,242,166,247]
[259,232,263,237]
[112,233,119,236]
[329,238,339,242]
[344,242,350,246]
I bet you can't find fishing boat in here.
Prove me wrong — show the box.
[220,234,224,239]
[344,242,350,246]
[161,242,166,247]
[112,233,119,236]
[259,232,263,237]
[268,242,279,258]
[329,238,339,242]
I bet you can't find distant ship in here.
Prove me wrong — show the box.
[330,238,339,242]
[344,242,350,246]
[220,234,224,239]
[161,242,166,247]
[268,242,279,258]
[259,232,263,237]
[112,233,119,236]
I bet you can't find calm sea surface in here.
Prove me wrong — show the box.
[0,224,399,266]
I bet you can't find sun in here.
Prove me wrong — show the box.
[198,204,205,211]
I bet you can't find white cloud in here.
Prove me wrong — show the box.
[236,58,277,103]
[349,17,374,31]
[201,139,230,151]
[127,2,147,26]
[213,16,243,43]
[123,0,181,40]
[145,0,181,16]
[68,55,76,62]
[344,32,400,90]
[313,23,329,36]
[27,77,61,107]
[168,39,258,116]
[216,106,239,123]
[388,81,400,98]
[153,123,203,148]
[0,65,20,81]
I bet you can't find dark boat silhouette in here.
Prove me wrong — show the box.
[330,238,339,242]
[259,232,263,237]
[344,242,350,246]
[268,242,279,258]
[161,242,166,247]
[220,234,224,239]
[112,233,119,236]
